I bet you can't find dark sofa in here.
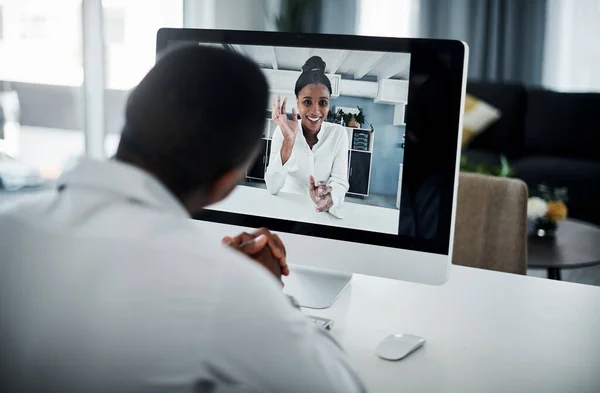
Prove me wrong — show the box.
[464,82,600,226]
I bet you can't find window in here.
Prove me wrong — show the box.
[0,0,184,179]
[0,0,83,179]
[19,13,48,39]
[0,5,4,41]
[357,0,418,38]
[0,0,83,86]
[543,0,600,92]
[103,6,125,45]
[102,0,183,91]
[102,0,183,157]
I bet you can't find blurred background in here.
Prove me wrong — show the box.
[1,0,599,283]
[0,0,598,180]
[0,0,598,211]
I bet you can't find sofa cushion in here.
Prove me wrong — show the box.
[513,156,600,225]
[466,81,527,158]
[462,94,501,147]
[524,89,600,161]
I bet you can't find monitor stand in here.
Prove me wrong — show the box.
[282,265,352,309]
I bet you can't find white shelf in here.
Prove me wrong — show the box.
[345,126,374,153]
[393,104,406,126]
[263,118,276,139]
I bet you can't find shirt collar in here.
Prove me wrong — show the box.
[58,157,189,218]
[297,122,328,147]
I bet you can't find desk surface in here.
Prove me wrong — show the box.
[209,184,399,234]
[305,265,600,393]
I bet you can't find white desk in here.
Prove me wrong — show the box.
[208,185,399,234]
[305,265,600,393]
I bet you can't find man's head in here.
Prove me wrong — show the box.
[116,45,269,213]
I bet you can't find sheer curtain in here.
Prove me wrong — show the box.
[542,0,600,92]
[417,0,547,85]
[357,0,418,37]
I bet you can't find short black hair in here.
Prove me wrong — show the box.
[294,56,332,96]
[116,45,269,195]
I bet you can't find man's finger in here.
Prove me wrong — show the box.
[237,234,268,255]
[309,175,316,189]
[252,228,284,260]
[223,232,253,247]
[271,233,287,258]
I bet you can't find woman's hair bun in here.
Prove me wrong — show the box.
[302,56,327,73]
[294,55,332,96]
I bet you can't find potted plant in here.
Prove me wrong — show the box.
[327,106,368,128]
[327,108,345,124]
[352,106,366,128]
[527,184,568,237]
[343,112,356,127]
[274,0,318,33]
[460,155,513,177]
[344,106,366,128]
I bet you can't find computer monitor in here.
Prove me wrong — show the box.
[156,29,468,308]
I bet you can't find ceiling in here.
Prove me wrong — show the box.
[202,43,411,81]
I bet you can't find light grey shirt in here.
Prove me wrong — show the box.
[0,158,365,393]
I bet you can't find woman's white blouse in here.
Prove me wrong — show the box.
[265,122,349,218]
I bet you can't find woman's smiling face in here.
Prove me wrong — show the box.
[296,83,330,135]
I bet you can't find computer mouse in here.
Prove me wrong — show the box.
[375,334,426,361]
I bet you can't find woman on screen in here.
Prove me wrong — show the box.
[265,56,349,218]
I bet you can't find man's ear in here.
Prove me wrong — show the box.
[206,167,245,206]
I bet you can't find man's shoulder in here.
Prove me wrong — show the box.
[129,220,281,287]
[0,189,57,220]
[108,218,271,274]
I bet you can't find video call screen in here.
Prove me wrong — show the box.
[174,43,410,236]
[163,32,464,255]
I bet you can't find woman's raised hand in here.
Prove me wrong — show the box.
[271,95,298,141]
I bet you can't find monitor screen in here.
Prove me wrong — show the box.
[157,29,466,257]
